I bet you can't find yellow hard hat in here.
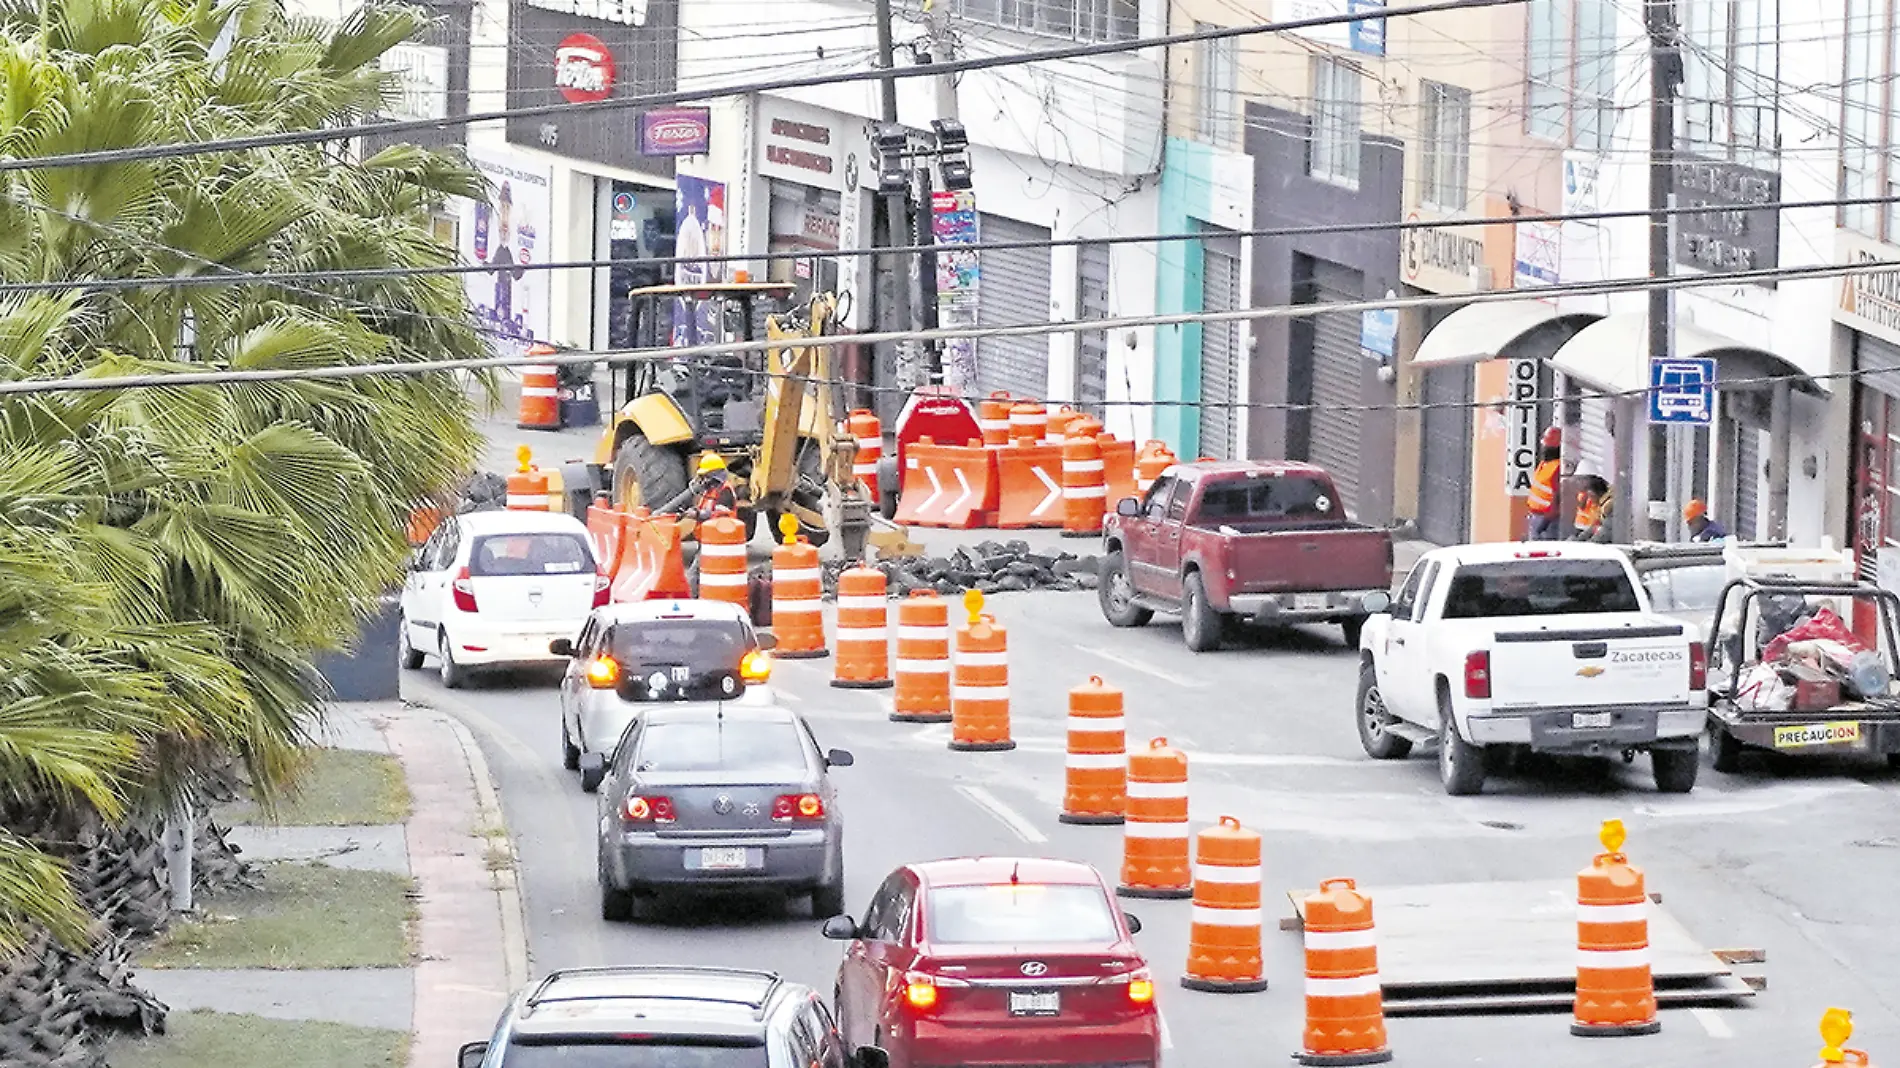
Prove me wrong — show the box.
[697,453,728,475]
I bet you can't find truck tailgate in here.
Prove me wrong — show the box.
[1489,620,1691,708]
[1227,528,1392,593]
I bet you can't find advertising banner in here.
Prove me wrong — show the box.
[641,107,712,155]
[673,174,728,346]
[931,190,980,391]
[460,148,552,356]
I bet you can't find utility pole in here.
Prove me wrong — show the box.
[1638,0,1682,545]
[873,0,922,392]
[917,2,961,385]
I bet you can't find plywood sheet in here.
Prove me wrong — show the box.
[1284,881,1731,991]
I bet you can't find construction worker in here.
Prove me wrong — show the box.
[661,454,739,521]
[1684,498,1728,542]
[1573,472,1614,543]
[1527,427,1562,541]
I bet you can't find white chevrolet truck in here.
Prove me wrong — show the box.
[1355,542,1707,795]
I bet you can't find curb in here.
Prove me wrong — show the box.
[436,707,532,992]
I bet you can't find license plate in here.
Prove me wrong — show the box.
[1773,721,1862,749]
[697,847,747,870]
[1571,712,1613,729]
[1294,594,1327,611]
[1008,990,1059,1017]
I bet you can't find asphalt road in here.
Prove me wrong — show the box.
[406,585,1900,1068]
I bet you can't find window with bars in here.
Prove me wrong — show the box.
[948,0,1137,43]
[1195,24,1238,148]
[1309,56,1362,188]
[1525,0,1616,152]
[1421,81,1472,210]
[1680,0,1780,157]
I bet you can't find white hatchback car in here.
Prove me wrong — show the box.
[400,510,607,688]
[554,599,777,787]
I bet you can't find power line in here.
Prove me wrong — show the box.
[4,250,1897,399]
[0,0,1524,173]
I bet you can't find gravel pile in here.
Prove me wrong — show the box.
[821,540,1101,599]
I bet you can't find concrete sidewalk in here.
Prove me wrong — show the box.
[133,701,530,1064]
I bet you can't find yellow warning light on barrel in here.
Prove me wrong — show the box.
[778,513,800,544]
[516,445,533,473]
[1820,1008,1854,1063]
[963,588,984,624]
[1599,818,1627,854]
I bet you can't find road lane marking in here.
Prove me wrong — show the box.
[773,688,803,703]
[1074,646,1209,689]
[955,784,1049,844]
[1158,1009,1173,1051]
[1693,1008,1733,1038]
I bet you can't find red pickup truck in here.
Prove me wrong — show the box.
[1098,460,1395,652]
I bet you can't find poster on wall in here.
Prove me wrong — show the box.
[931,190,980,391]
[460,148,552,356]
[673,174,727,346]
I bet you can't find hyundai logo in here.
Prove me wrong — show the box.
[713,794,734,815]
[1019,961,1048,977]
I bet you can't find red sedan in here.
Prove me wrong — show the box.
[822,857,1160,1068]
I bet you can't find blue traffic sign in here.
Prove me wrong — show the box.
[1647,357,1717,425]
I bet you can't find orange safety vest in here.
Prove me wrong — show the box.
[1575,493,1602,532]
[1528,460,1559,515]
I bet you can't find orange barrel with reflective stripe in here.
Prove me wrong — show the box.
[979,391,1015,447]
[1183,816,1268,993]
[695,515,750,610]
[1136,440,1177,493]
[1008,401,1048,446]
[506,468,553,510]
[831,566,893,689]
[1117,738,1190,899]
[848,409,883,502]
[949,612,1013,751]
[1297,878,1391,1066]
[1046,405,1081,446]
[1061,433,1107,538]
[1573,821,1660,1037]
[1059,676,1126,825]
[892,590,952,723]
[517,364,561,430]
[770,537,827,659]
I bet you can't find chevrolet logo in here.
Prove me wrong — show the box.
[1576,666,1605,678]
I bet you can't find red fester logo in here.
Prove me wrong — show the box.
[554,33,615,105]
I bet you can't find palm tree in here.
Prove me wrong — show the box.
[0,0,494,948]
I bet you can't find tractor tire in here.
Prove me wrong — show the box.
[612,434,689,513]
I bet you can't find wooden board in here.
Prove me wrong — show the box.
[1284,881,1735,991]
[1382,974,1757,1017]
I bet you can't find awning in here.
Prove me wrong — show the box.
[1411,302,1604,369]
[1546,312,1825,396]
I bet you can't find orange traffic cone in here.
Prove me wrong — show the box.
[770,515,827,659]
[949,590,1013,751]
[1117,737,1190,899]
[1573,819,1660,1037]
[1182,816,1267,993]
[1297,878,1390,1066]
[831,565,893,689]
[1059,676,1125,824]
[892,590,952,723]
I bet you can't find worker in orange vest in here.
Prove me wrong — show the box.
[1573,471,1613,543]
[1527,426,1562,541]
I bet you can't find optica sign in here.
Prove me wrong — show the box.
[554,33,614,104]
[640,107,712,156]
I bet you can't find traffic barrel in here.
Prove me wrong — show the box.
[1061,433,1107,538]
[1059,676,1126,825]
[1573,819,1660,1037]
[979,391,1015,447]
[1136,440,1177,493]
[1183,816,1267,993]
[770,515,827,660]
[831,565,893,690]
[1297,878,1390,1066]
[1047,405,1081,446]
[848,410,882,502]
[1008,400,1048,446]
[1815,1008,1872,1067]
[1117,737,1191,899]
[696,514,750,610]
[949,590,1014,752]
[893,590,952,723]
[506,446,553,511]
[516,355,562,430]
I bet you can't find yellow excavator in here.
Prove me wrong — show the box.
[592,282,909,556]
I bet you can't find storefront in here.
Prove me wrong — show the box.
[973,213,1055,401]
[1837,231,1900,585]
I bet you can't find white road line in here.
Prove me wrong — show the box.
[1158,1009,1174,1051]
[773,688,803,703]
[1073,646,1210,689]
[954,784,1050,844]
[1693,1008,1734,1039]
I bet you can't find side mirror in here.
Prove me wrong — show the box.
[549,638,576,657]
[821,915,859,940]
[826,748,855,768]
[853,1047,891,1068]
[1115,497,1140,517]
[458,1042,488,1068]
[1123,912,1142,935]
[1361,591,1392,614]
[756,632,779,651]
[579,752,606,793]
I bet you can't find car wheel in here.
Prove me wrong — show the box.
[1652,746,1699,793]
[561,719,580,771]
[601,883,634,923]
[398,615,424,670]
[437,630,466,690]
[1355,663,1412,760]
[1437,696,1486,796]
[1098,550,1153,628]
[1339,617,1365,649]
[811,877,846,919]
[1181,572,1222,653]
[1710,724,1746,773]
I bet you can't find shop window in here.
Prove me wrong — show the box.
[1309,56,1362,188]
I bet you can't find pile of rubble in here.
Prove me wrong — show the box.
[821,540,1100,599]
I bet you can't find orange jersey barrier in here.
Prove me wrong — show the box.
[895,438,994,528]
[993,443,1066,529]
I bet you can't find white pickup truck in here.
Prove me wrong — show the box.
[1354,542,1707,795]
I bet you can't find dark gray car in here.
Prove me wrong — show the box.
[592,705,851,922]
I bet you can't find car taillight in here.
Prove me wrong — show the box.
[903,973,939,1012]
[1690,642,1707,691]
[740,649,772,683]
[586,656,621,689]
[1104,966,1156,1004]
[593,572,611,608]
[772,793,824,822]
[623,795,675,823]
[452,567,478,613]
[1463,650,1491,699]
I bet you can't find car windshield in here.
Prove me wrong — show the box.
[1440,559,1641,618]
[469,533,595,577]
[501,1039,766,1068]
[1643,564,1728,614]
[612,620,749,668]
[633,721,808,773]
[1194,476,1338,526]
[926,884,1120,944]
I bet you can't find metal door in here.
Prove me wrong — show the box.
[975,214,1054,399]
[1305,261,1366,517]
[1733,422,1761,540]
[1075,242,1110,418]
[1199,235,1243,459]
[1576,391,1613,480]
[1416,365,1472,544]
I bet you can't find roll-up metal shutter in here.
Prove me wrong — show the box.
[1417,365,1472,544]
[1199,235,1244,460]
[1306,261,1366,517]
[1734,423,1761,540]
[975,214,1053,400]
[1576,391,1613,482]
[1859,332,1900,377]
[1075,242,1110,418]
